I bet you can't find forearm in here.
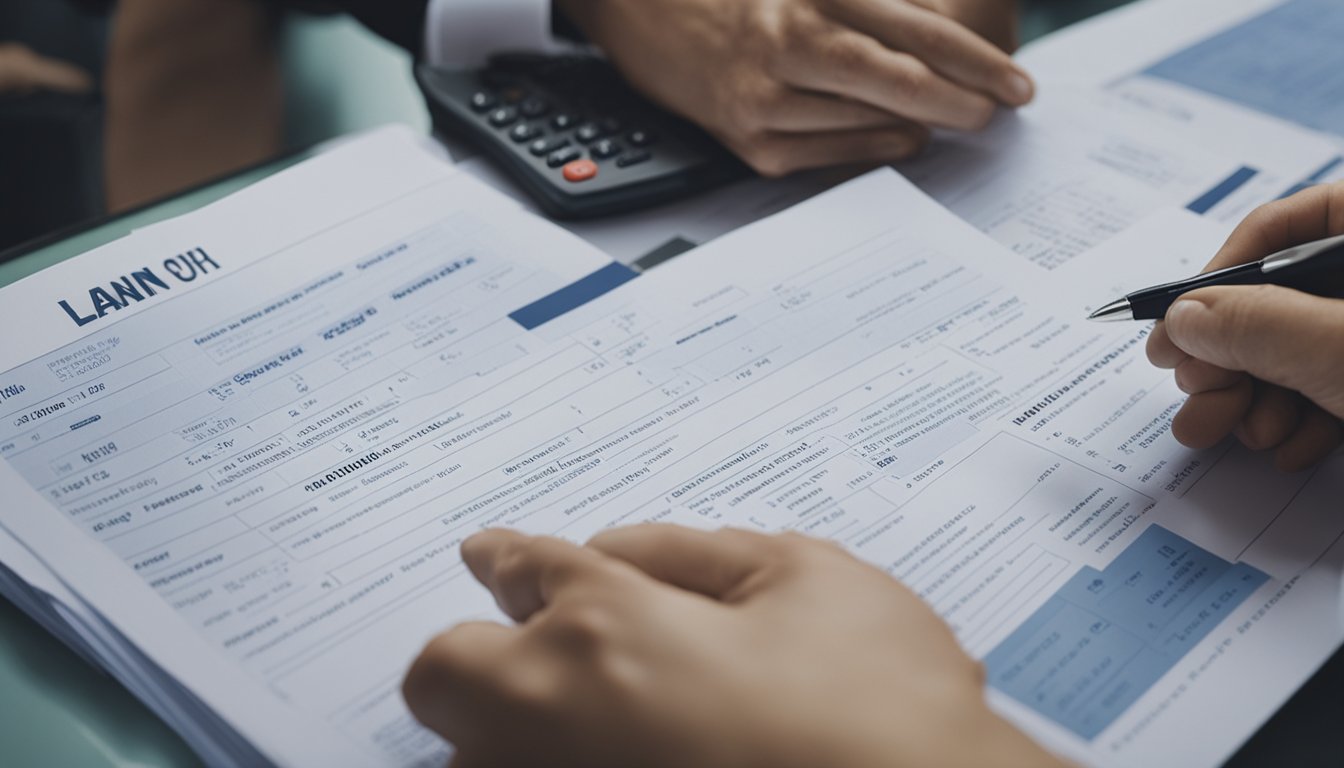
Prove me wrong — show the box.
[104,0,283,211]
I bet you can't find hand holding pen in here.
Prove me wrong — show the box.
[1126,184,1344,470]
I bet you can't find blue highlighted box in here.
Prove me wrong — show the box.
[1143,0,1344,136]
[1305,156,1344,183]
[1186,166,1258,215]
[985,526,1268,740]
[508,262,639,331]
[1278,157,1343,200]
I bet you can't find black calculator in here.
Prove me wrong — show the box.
[415,55,748,220]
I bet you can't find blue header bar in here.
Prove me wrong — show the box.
[509,262,640,331]
[1187,166,1258,215]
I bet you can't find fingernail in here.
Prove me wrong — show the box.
[1006,72,1035,105]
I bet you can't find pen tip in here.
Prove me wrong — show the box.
[1087,298,1133,322]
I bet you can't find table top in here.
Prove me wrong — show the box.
[17,4,1338,767]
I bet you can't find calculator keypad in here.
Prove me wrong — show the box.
[519,97,550,118]
[470,80,666,185]
[417,55,748,217]
[529,136,570,157]
[616,151,652,168]
[562,159,599,183]
[469,91,497,112]
[547,146,583,168]
[509,124,542,143]
[575,123,603,144]
[591,139,621,159]
[488,107,519,127]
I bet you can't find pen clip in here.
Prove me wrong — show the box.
[1261,231,1344,273]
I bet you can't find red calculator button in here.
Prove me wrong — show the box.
[562,159,599,183]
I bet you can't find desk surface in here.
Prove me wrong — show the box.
[10,3,1340,766]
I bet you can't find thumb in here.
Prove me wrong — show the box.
[1164,285,1344,418]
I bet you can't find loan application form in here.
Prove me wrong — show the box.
[1,129,1343,766]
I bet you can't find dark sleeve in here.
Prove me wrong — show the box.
[264,0,430,55]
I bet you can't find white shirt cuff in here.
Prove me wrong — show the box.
[424,0,575,67]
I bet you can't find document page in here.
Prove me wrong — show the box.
[0,128,619,764]
[2,137,1341,767]
[898,84,1339,276]
[453,153,831,266]
[901,0,1344,284]
[1017,0,1283,88]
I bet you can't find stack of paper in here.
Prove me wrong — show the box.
[2,0,1343,766]
[0,127,624,764]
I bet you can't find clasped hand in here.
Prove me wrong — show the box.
[556,0,1033,176]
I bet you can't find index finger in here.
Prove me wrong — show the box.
[588,525,779,601]
[462,530,632,622]
[826,0,1033,106]
[403,620,518,746]
[1202,181,1344,273]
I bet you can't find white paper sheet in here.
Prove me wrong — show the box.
[0,127,616,765]
[5,2,1344,764]
[2,129,1342,766]
[453,154,831,266]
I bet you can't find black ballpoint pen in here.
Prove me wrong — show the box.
[1088,232,1344,321]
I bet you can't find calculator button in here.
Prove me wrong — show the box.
[501,87,527,104]
[520,97,550,118]
[599,118,624,135]
[550,113,578,131]
[488,107,519,127]
[509,123,542,143]
[469,91,498,113]
[547,146,584,168]
[628,130,657,147]
[591,139,622,159]
[616,151,652,168]
[562,159,599,183]
[529,136,571,157]
[575,123,603,143]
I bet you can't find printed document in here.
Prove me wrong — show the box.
[1,127,1342,767]
[902,0,1344,289]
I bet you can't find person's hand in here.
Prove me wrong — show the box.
[403,525,1065,768]
[920,0,1021,53]
[1147,183,1344,471]
[554,0,1034,177]
[0,43,93,95]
